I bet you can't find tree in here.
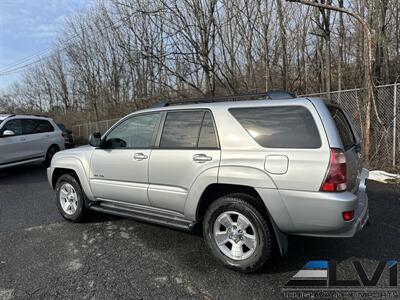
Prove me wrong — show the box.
[287,0,374,161]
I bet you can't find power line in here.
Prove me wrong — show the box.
[0,10,139,76]
[0,47,54,73]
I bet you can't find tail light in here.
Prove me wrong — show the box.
[321,148,347,192]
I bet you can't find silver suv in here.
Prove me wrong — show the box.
[0,114,65,169]
[47,97,369,272]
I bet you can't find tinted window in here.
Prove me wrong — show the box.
[35,120,54,133]
[1,119,23,135]
[328,107,355,150]
[198,112,218,148]
[230,106,321,148]
[20,119,54,134]
[105,113,160,149]
[21,119,37,134]
[160,111,204,148]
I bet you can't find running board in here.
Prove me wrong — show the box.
[89,201,196,231]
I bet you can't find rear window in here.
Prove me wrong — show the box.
[34,120,54,133]
[328,107,355,150]
[229,106,321,149]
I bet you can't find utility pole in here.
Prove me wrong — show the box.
[287,0,373,161]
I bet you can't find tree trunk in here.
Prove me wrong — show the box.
[277,0,288,90]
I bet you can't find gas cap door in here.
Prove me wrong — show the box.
[264,155,289,175]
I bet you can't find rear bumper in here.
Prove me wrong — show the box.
[262,169,369,237]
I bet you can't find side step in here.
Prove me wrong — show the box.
[89,201,196,231]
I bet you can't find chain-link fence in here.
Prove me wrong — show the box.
[304,84,399,170]
[72,118,119,145]
[72,83,399,170]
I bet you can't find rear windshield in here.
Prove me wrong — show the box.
[328,106,355,150]
[229,106,321,149]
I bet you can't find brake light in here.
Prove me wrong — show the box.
[321,148,347,192]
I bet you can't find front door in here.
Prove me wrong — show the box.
[0,119,33,165]
[148,110,221,213]
[89,112,161,205]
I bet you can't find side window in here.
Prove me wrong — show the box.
[198,112,218,148]
[21,119,37,134]
[160,111,204,148]
[328,107,355,150]
[230,106,321,149]
[1,119,23,135]
[105,113,160,149]
[35,120,54,133]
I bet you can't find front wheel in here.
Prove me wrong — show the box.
[203,194,273,273]
[55,174,87,222]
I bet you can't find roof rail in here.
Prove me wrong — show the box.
[265,90,296,99]
[151,101,170,108]
[153,90,296,107]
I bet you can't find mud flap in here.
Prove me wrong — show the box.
[268,212,288,256]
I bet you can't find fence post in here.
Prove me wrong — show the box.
[393,83,397,167]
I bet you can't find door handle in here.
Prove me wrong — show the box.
[193,154,212,163]
[20,137,26,141]
[133,153,148,160]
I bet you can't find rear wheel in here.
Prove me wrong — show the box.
[203,194,273,273]
[55,174,87,222]
[44,145,59,167]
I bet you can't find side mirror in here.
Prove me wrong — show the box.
[89,132,102,147]
[2,130,15,136]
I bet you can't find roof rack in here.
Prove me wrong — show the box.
[151,90,296,108]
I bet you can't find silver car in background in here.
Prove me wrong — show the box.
[47,97,369,272]
[0,114,65,169]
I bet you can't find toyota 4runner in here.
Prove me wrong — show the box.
[47,97,369,272]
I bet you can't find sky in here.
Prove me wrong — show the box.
[0,0,93,90]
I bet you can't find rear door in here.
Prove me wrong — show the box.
[148,110,220,213]
[328,106,362,192]
[32,119,56,155]
[20,119,47,158]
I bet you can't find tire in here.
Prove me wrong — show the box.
[203,193,273,273]
[55,174,87,222]
[44,145,59,167]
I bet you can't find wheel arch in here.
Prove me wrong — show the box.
[52,167,79,188]
[196,183,288,256]
[50,156,94,202]
[52,167,92,209]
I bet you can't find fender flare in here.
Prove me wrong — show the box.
[51,156,95,201]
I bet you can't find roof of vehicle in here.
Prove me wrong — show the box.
[0,114,13,121]
[0,114,51,121]
[136,97,317,115]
